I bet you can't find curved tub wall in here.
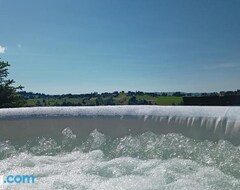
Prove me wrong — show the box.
[0,106,240,145]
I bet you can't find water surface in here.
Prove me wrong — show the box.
[0,128,239,190]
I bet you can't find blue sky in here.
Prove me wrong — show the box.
[0,0,240,94]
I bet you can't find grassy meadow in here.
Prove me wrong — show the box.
[24,92,183,107]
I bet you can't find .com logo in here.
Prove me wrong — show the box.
[0,175,35,185]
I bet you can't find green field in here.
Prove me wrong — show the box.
[136,95,183,105]
[25,93,183,107]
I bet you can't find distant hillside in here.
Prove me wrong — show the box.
[18,90,240,107]
[18,91,183,107]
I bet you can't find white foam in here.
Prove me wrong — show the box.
[0,131,240,189]
[1,150,239,190]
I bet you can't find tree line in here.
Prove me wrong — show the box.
[0,59,25,108]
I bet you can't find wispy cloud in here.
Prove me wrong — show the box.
[0,45,7,54]
[203,63,240,70]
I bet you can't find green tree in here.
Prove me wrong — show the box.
[128,96,138,105]
[0,59,25,108]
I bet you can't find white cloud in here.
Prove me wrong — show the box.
[203,63,240,70]
[0,45,6,54]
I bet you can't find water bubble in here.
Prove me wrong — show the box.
[0,131,239,189]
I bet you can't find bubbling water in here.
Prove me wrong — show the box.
[0,128,239,190]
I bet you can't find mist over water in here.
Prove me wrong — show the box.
[0,128,239,190]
